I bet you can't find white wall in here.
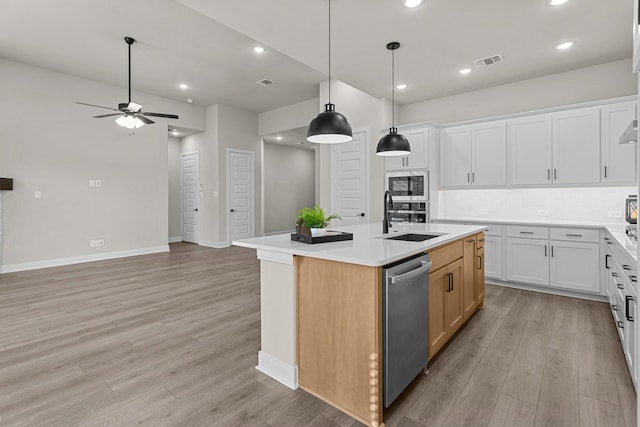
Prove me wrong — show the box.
[258,98,319,136]
[168,136,182,241]
[400,59,637,125]
[263,143,315,234]
[437,187,635,224]
[0,59,205,269]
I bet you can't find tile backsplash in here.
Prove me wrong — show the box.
[437,187,637,224]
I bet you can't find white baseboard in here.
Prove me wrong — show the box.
[256,350,298,390]
[199,240,230,249]
[0,245,170,274]
[168,236,182,243]
[486,279,608,302]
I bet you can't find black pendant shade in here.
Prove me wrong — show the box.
[307,103,353,144]
[376,41,411,156]
[376,127,411,156]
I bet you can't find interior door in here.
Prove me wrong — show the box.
[228,149,255,242]
[181,152,199,244]
[331,129,369,227]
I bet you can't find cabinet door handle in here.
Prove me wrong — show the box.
[604,166,608,178]
[547,169,551,181]
[467,173,470,183]
[450,273,454,291]
[605,254,610,269]
[617,283,624,290]
[623,265,632,271]
[519,231,534,235]
[566,234,582,238]
[544,245,547,257]
[472,172,475,182]
[551,245,554,257]
[626,296,635,322]
[617,320,624,329]
[466,239,475,243]
[554,169,557,180]
[477,255,481,269]
[406,157,409,167]
[613,304,618,311]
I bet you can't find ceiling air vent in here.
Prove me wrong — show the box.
[257,79,273,86]
[474,54,504,68]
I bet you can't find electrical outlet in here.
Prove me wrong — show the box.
[96,239,104,247]
[95,180,102,188]
[608,211,622,218]
[478,209,488,215]
[89,180,95,187]
[90,240,96,248]
[34,191,41,199]
[537,209,549,217]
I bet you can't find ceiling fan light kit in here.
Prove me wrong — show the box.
[76,36,179,133]
[306,0,352,144]
[376,42,411,156]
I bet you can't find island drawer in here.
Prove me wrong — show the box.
[549,227,599,243]
[506,225,549,239]
[428,241,463,272]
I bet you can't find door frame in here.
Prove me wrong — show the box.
[330,127,370,223]
[226,148,256,245]
[181,151,200,244]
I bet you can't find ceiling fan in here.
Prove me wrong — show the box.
[76,36,179,130]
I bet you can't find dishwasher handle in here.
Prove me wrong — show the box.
[389,260,432,284]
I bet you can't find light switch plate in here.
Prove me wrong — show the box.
[95,180,102,188]
[89,180,95,187]
[34,191,41,199]
[90,240,96,248]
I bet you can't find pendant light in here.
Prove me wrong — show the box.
[376,42,411,156]
[306,0,352,144]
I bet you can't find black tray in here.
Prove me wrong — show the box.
[290,231,353,244]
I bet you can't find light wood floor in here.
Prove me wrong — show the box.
[0,243,635,426]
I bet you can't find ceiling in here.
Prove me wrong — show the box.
[263,127,316,151]
[0,0,633,114]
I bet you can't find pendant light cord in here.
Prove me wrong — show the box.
[328,0,331,103]
[128,41,131,104]
[391,46,395,128]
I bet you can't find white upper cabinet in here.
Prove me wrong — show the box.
[440,121,507,188]
[509,115,553,186]
[439,127,472,187]
[601,101,637,184]
[552,107,601,185]
[471,121,507,186]
[385,127,430,171]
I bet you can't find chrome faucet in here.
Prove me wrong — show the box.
[383,190,393,234]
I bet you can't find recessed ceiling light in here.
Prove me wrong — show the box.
[458,68,472,75]
[556,41,575,50]
[179,83,189,90]
[547,0,568,5]
[276,136,283,141]
[402,0,424,8]
[396,84,408,90]
[253,46,265,54]
[171,130,179,136]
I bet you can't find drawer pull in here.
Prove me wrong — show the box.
[519,231,534,235]
[617,283,624,290]
[617,320,624,329]
[466,239,475,243]
[612,272,620,277]
[605,254,610,269]
[566,234,582,238]
[626,296,635,322]
[613,304,618,311]
[623,265,632,271]
[631,275,637,283]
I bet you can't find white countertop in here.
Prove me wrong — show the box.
[232,222,485,267]
[433,217,628,228]
[605,225,638,262]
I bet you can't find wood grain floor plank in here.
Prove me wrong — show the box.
[534,348,579,427]
[501,328,549,405]
[488,394,536,427]
[579,395,626,427]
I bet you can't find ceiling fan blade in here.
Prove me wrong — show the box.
[93,113,123,118]
[75,102,119,111]
[141,112,179,119]
[136,114,155,125]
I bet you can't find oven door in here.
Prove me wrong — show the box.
[386,171,428,201]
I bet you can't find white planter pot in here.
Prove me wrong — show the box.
[310,227,328,237]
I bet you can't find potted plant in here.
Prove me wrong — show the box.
[296,205,341,237]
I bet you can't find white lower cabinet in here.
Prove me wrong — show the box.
[623,282,636,387]
[506,238,549,286]
[549,241,600,293]
[484,236,502,279]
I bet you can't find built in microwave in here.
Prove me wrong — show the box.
[385,170,429,201]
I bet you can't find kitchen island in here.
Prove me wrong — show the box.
[233,222,486,426]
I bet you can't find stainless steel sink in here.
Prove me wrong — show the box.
[385,233,443,242]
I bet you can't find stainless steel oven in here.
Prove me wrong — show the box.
[388,202,429,224]
[385,170,428,202]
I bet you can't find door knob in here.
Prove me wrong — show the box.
[359,213,365,217]
[194,208,198,212]
[230,209,235,212]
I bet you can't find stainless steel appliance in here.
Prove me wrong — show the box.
[383,253,431,407]
[385,170,428,202]
[388,201,429,224]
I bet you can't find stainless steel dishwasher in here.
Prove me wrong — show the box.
[383,253,431,407]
